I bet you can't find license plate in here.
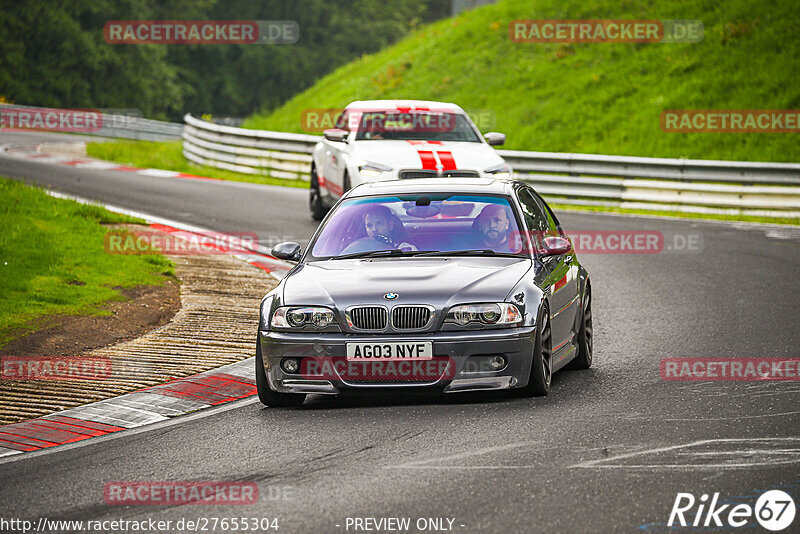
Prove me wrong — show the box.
[346,342,433,361]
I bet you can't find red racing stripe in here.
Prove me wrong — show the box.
[436,151,457,171]
[396,105,429,113]
[417,151,437,170]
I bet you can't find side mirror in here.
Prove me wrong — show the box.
[271,242,302,262]
[541,236,572,256]
[323,128,348,143]
[484,132,506,146]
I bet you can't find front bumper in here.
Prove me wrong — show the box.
[259,327,535,394]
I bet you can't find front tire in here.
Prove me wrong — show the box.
[342,172,351,193]
[522,304,552,397]
[309,166,326,221]
[255,340,306,407]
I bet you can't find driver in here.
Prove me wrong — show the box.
[472,204,514,251]
[364,206,395,243]
[340,205,416,254]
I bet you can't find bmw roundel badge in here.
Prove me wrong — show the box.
[384,292,398,300]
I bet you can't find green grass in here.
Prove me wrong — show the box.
[0,177,175,346]
[86,140,306,188]
[244,0,799,163]
[83,0,798,226]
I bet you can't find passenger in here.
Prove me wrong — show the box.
[472,204,514,251]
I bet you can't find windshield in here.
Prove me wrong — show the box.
[354,111,481,142]
[309,194,530,259]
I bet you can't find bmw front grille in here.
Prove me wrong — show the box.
[391,306,433,330]
[348,306,388,330]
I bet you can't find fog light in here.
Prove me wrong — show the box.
[488,355,507,370]
[281,358,300,374]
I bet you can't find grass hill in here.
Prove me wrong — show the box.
[243,0,799,162]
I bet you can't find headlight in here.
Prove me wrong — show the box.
[484,163,513,180]
[359,162,393,178]
[271,306,336,329]
[446,303,521,326]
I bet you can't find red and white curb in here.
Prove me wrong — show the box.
[2,142,218,182]
[0,148,295,457]
[0,358,256,457]
[145,222,293,279]
[4,142,295,279]
[46,190,294,280]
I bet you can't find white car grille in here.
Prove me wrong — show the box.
[399,170,479,179]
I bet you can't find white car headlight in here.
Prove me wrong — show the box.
[445,303,522,326]
[271,306,336,329]
[484,163,513,180]
[359,162,393,178]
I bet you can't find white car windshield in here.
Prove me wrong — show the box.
[354,112,481,142]
[309,194,530,259]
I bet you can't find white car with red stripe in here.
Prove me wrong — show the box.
[308,100,511,220]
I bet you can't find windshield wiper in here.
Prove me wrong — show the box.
[330,249,437,260]
[417,249,521,257]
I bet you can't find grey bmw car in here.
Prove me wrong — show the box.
[257,178,592,407]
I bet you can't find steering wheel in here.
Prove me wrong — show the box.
[339,234,418,255]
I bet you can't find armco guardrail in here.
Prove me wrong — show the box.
[182,113,317,180]
[501,152,800,217]
[0,103,181,141]
[182,114,800,218]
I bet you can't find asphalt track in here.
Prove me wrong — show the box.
[1,132,799,533]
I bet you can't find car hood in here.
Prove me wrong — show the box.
[281,257,532,310]
[351,140,505,173]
